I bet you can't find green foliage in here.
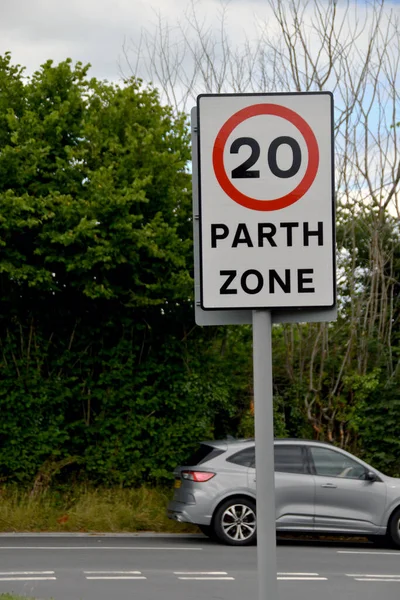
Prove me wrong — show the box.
[237,395,287,439]
[0,53,192,305]
[0,54,256,487]
[353,378,400,476]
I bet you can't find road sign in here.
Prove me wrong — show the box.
[191,107,337,326]
[197,93,335,311]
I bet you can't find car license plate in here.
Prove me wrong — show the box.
[174,479,181,489]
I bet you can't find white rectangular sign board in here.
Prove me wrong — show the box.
[197,93,336,311]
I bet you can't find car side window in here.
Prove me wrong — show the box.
[226,447,255,468]
[310,447,366,479]
[274,445,308,474]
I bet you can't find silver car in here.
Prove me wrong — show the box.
[167,438,400,546]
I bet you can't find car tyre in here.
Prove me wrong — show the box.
[213,498,257,546]
[388,508,400,549]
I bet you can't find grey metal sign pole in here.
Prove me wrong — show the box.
[253,309,278,600]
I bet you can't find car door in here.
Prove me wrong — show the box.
[247,443,316,531]
[309,445,387,534]
[274,444,316,531]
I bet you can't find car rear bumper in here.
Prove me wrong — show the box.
[167,500,212,526]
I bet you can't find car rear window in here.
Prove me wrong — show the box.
[184,444,224,466]
[226,447,255,467]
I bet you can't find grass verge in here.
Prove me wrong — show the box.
[0,486,198,534]
[0,596,45,600]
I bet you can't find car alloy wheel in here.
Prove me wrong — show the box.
[214,498,257,546]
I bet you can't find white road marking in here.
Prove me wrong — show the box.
[347,574,400,578]
[178,576,235,580]
[338,551,400,556]
[86,576,147,580]
[84,571,142,574]
[0,571,55,575]
[174,571,228,575]
[277,572,326,581]
[85,569,146,580]
[355,578,400,582]
[0,546,202,551]
[0,577,57,581]
[175,570,234,581]
[278,572,320,576]
[277,577,327,581]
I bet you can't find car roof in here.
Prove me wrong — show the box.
[202,437,335,448]
[201,438,252,449]
[275,438,334,447]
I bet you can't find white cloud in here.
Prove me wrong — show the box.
[2,0,398,89]
[1,0,158,80]
[0,0,278,81]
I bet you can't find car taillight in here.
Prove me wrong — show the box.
[181,470,216,482]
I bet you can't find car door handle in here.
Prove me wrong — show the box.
[321,483,337,489]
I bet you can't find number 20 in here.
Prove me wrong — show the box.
[231,136,301,179]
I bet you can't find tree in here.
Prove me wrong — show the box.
[0,53,253,487]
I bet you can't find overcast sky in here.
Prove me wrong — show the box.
[2,0,400,85]
[0,0,261,82]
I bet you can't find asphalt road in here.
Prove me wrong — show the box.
[1,535,400,600]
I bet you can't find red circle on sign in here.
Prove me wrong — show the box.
[212,104,319,211]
